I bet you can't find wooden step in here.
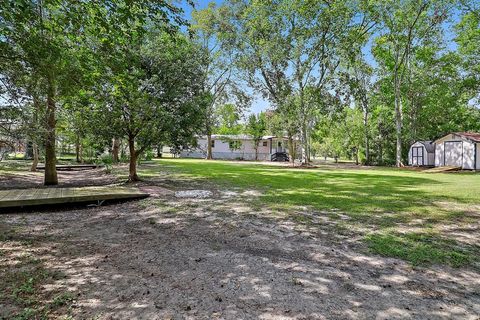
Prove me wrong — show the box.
[423,166,461,173]
[0,186,148,209]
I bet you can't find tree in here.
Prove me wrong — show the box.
[339,60,374,164]
[246,113,266,160]
[371,0,450,166]
[0,1,95,184]
[212,0,369,164]
[192,3,249,160]
[91,28,205,181]
[216,103,244,135]
[455,0,480,105]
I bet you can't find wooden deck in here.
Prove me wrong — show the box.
[0,186,149,209]
[36,164,103,171]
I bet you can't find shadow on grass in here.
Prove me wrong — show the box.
[141,160,445,217]
[136,159,480,268]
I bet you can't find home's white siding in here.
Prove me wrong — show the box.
[181,137,275,161]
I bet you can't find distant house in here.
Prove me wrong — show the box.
[409,132,480,170]
[180,134,298,161]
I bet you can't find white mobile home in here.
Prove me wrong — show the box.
[180,134,297,161]
[408,141,435,166]
[434,132,480,170]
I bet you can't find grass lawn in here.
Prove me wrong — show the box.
[135,158,480,268]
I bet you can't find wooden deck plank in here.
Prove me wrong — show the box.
[0,186,149,209]
[0,190,14,200]
[36,164,103,171]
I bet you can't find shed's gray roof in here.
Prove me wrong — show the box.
[416,141,435,153]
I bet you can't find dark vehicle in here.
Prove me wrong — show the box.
[271,152,289,162]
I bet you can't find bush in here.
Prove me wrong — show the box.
[98,154,113,173]
[144,150,154,161]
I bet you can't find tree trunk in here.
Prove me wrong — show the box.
[79,143,83,163]
[75,134,81,163]
[363,107,370,165]
[301,121,308,165]
[394,60,403,167]
[288,136,295,167]
[30,143,39,172]
[394,84,403,167]
[206,133,213,160]
[44,81,58,186]
[156,145,162,158]
[128,136,140,182]
[112,138,120,163]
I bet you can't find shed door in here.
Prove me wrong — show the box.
[444,141,463,167]
[412,147,424,166]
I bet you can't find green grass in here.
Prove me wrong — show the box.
[135,158,480,268]
[365,232,471,267]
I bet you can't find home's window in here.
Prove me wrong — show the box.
[262,141,268,147]
[211,140,215,148]
[277,141,282,147]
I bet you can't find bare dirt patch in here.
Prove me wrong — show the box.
[1,192,479,319]
[1,165,479,319]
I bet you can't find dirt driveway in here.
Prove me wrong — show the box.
[1,170,479,319]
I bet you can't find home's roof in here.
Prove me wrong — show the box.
[416,141,435,153]
[434,132,480,143]
[209,134,290,140]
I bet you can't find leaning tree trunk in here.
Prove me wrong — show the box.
[30,143,39,172]
[206,133,213,160]
[44,81,58,185]
[112,137,120,163]
[128,136,140,182]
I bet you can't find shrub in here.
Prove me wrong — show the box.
[144,150,154,161]
[98,154,113,173]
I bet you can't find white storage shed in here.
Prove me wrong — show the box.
[434,132,480,170]
[408,141,435,166]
